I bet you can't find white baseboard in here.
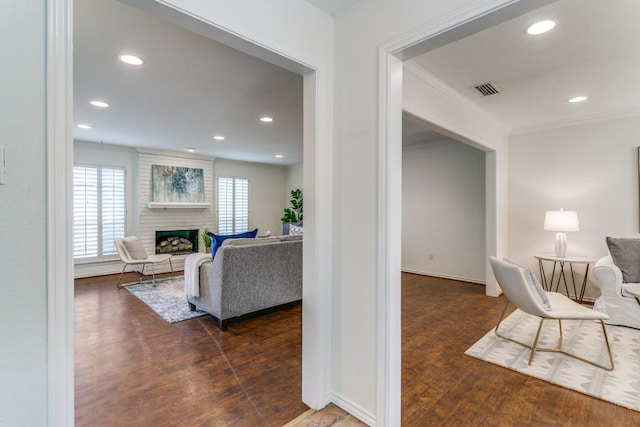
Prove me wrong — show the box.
[74,257,187,278]
[401,268,485,285]
[328,392,376,426]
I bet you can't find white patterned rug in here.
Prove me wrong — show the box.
[124,276,207,323]
[465,309,640,412]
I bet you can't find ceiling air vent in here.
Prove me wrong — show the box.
[474,81,501,96]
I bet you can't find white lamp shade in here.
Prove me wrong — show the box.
[543,210,579,232]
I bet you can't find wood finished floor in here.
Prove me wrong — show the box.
[75,272,640,426]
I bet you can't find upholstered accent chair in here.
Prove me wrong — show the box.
[593,255,640,329]
[489,256,614,371]
[115,237,173,288]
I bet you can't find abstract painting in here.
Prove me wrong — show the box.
[151,165,204,203]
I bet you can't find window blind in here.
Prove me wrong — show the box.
[73,165,126,259]
[218,177,249,234]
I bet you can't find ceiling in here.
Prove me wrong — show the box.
[74,0,304,165]
[306,0,360,16]
[410,0,640,135]
[74,0,640,160]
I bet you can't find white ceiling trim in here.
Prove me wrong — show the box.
[404,61,492,120]
[511,106,640,136]
[402,138,454,152]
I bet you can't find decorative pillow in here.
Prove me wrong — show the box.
[207,228,258,258]
[503,258,551,311]
[282,221,303,235]
[289,224,303,235]
[606,237,640,283]
[123,236,148,260]
[525,268,552,311]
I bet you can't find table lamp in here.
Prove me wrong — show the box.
[544,209,579,258]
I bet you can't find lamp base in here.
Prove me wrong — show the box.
[554,232,567,258]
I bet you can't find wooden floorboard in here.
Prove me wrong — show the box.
[75,271,640,426]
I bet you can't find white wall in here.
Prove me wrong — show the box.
[509,115,640,299]
[214,159,287,237]
[286,163,303,195]
[402,140,486,283]
[0,1,48,425]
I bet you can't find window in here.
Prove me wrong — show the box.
[73,165,126,259]
[218,177,249,234]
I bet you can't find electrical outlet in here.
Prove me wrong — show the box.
[428,252,434,260]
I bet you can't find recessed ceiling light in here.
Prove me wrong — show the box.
[526,20,556,35]
[118,54,144,65]
[213,135,225,140]
[260,116,274,123]
[186,148,196,153]
[90,100,109,108]
[275,154,284,158]
[568,96,588,103]
[77,124,92,129]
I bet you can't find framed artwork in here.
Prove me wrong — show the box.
[151,165,204,203]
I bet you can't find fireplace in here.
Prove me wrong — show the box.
[155,229,199,255]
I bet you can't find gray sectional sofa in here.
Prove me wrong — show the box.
[187,235,302,330]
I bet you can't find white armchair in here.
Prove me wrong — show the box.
[115,237,173,288]
[593,255,640,329]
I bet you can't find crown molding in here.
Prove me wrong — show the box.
[511,107,640,135]
[135,147,215,161]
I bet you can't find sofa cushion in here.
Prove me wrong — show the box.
[123,236,148,260]
[606,237,640,283]
[207,229,258,258]
[281,234,302,242]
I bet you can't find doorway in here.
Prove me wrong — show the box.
[47,0,331,423]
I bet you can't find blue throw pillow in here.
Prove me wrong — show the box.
[207,229,258,258]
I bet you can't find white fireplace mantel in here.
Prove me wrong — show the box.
[147,202,211,209]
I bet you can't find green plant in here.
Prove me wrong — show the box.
[201,228,212,248]
[281,189,303,223]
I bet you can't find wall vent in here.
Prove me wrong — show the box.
[474,81,501,96]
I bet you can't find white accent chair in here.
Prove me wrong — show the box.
[115,237,173,288]
[593,255,640,329]
[489,257,614,371]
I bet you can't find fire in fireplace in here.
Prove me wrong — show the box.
[155,229,199,255]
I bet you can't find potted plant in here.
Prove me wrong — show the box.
[281,189,303,234]
[201,228,212,253]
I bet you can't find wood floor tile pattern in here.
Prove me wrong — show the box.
[75,272,640,426]
[75,271,307,426]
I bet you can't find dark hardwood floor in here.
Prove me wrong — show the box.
[74,271,306,426]
[75,272,640,426]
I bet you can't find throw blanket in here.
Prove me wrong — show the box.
[184,253,212,298]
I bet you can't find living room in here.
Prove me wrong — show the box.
[7,0,640,425]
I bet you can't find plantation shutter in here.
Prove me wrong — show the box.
[101,168,126,255]
[217,177,249,234]
[73,165,126,259]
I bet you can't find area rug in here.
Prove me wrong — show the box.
[465,308,640,412]
[124,276,207,323]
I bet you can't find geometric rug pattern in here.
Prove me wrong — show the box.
[465,308,640,412]
[124,276,207,323]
